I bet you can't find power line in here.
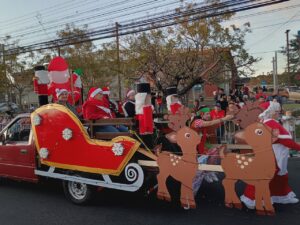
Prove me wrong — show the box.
[0,0,102,28]
[251,18,300,30]
[249,50,277,54]
[5,0,294,47]
[0,0,86,26]
[247,6,300,47]
[10,0,297,48]
[0,0,141,33]
[7,0,250,48]
[6,0,285,52]
[5,0,180,43]
[4,0,289,56]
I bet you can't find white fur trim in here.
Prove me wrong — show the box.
[122,101,135,117]
[97,106,111,114]
[122,104,128,117]
[277,134,293,139]
[90,88,102,98]
[56,89,68,98]
[102,91,110,95]
[126,90,135,97]
[272,143,289,175]
[135,93,147,114]
[259,101,281,120]
[272,191,297,204]
[241,192,297,208]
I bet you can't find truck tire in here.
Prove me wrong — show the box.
[62,178,94,205]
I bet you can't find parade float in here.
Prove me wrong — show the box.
[1,56,300,215]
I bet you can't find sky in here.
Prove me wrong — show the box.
[0,0,299,77]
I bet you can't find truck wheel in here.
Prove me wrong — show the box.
[63,179,94,205]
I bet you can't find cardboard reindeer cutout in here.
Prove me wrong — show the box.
[221,122,278,215]
[156,106,200,209]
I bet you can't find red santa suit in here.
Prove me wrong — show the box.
[241,102,300,209]
[82,87,113,120]
[135,84,153,135]
[47,57,80,104]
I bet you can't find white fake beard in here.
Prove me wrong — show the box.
[49,70,69,84]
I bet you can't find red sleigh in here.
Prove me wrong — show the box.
[31,104,140,176]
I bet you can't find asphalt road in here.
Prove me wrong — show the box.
[0,158,300,225]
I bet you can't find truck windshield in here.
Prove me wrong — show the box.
[6,117,31,142]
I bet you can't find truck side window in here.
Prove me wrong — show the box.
[5,118,31,142]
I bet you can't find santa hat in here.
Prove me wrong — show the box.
[259,101,270,110]
[102,86,110,95]
[56,89,68,98]
[126,90,135,98]
[88,87,103,98]
[259,101,281,120]
[48,57,68,72]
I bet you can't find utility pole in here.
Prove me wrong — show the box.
[286,29,290,86]
[116,22,122,101]
[1,44,6,77]
[272,51,278,92]
[1,43,9,103]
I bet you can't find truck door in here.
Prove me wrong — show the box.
[0,117,37,182]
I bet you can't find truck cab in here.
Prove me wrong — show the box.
[0,114,37,182]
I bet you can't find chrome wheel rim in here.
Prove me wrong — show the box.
[68,181,87,200]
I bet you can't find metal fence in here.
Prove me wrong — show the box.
[217,118,299,145]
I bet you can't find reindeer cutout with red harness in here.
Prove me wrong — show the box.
[156,106,201,209]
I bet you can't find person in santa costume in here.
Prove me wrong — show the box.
[82,87,128,133]
[33,65,49,106]
[47,56,81,104]
[101,86,119,117]
[165,86,182,115]
[240,101,300,209]
[122,89,136,118]
[56,89,80,118]
[135,83,154,148]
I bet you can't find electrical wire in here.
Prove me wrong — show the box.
[4,0,289,56]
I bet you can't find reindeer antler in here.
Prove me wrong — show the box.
[230,101,263,129]
[166,106,191,131]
